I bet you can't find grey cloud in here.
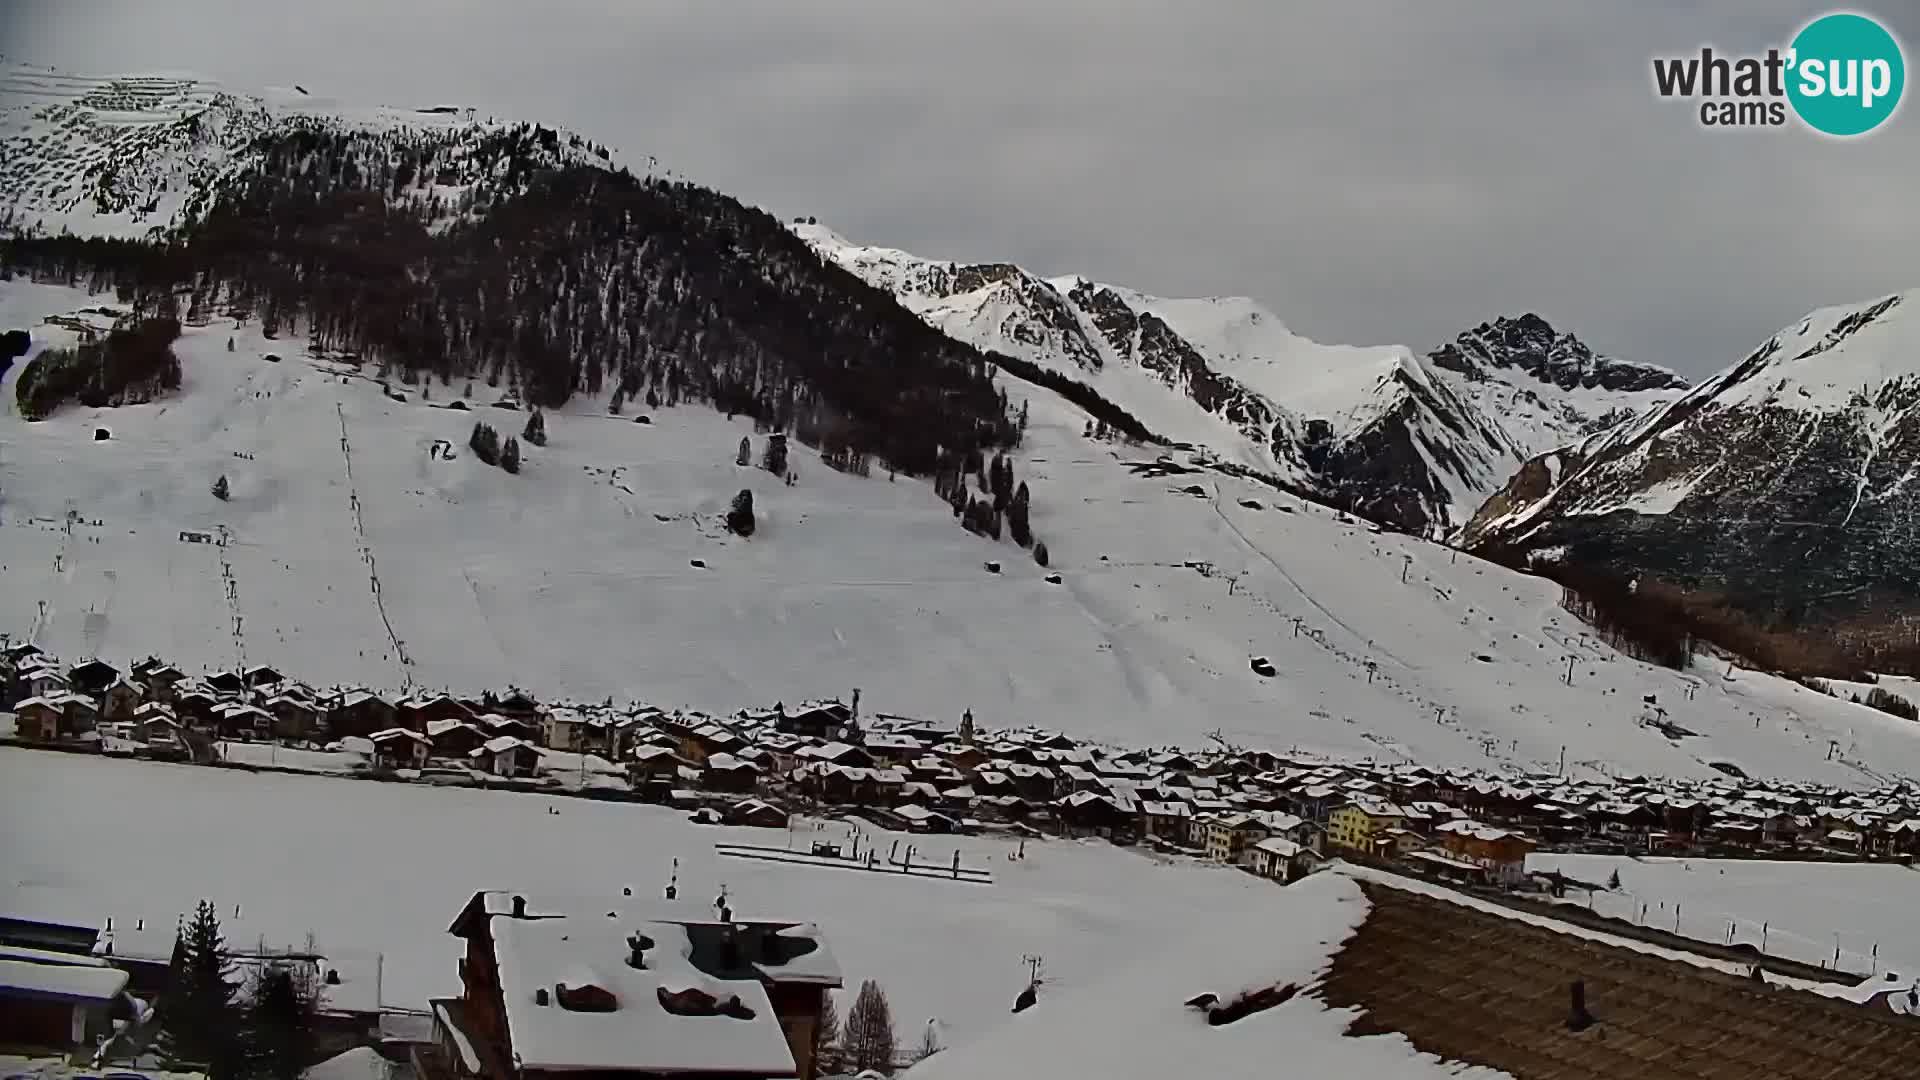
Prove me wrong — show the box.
[4,0,1916,375]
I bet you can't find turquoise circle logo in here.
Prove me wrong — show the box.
[1787,12,1905,136]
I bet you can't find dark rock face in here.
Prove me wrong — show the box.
[1431,315,1688,394]
[1471,294,1920,627]
[1068,280,1278,444]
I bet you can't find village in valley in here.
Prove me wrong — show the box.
[9,640,1920,877]
[10,636,1920,1078]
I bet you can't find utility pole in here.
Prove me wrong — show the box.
[1558,745,1566,776]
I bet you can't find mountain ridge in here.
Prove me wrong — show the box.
[790,221,1689,537]
[1465,288,1920,671]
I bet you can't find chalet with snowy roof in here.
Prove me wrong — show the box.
[327,689,399,738]
[1328,798,1409,854]
[11,696,67,741]
[15,664,67,703]
[371,728,434,770]
[775,699,851,740]
[402,693,477,732]
[428,890,842,1080]
[266,692,323,740]
[1433,820,1535,885]
[544,707,591,753]
[1056,791,1132,838]
[204,669,247,696]
[65,658,119,697]
[702,753,762,794]
[725,799,790,830]
[424,720,488,759]
[1201,812,1283,865]
[1247,836,1315,883]
[861,732,925,765]
[480,713,540,744]
[932,740,988,771]
[214,701,274,737]
[170,684,218,726]
[474,736,542,778]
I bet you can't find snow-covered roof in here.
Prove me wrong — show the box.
[903,873,1491,1080]
[492,915,798,1075]
[0,956,130,1001]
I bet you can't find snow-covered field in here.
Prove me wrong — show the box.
[5,282,1920,784]
[0,747,1275,1046]
[1527,852,1920,980]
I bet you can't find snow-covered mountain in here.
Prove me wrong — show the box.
[6,280,1918,787]
[1465,289,1920,632]
[7,63,1918,785]
[0,64,619,238]
[793,223,1688,537]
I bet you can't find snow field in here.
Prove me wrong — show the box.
[1526,852,1920,981]
[5,282,1920,783]
[0,747,1276,1049]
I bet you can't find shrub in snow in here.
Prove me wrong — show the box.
[762,433,789,477]
[212,475,230,501]
[737,436,751,467]
[727,489,755,537]
[635,414,652,424]
[523,409,547,447]
[469,421,501,465]
[1033,542,1049,567]
[501,436,522,474]
[94,427,111,441]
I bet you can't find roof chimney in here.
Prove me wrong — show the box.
[628,933,654,970]
[1567,980,1595,1032]
[534,987,550,1006]
[512,895,527,918]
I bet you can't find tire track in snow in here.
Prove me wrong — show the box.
[336,403,412,686]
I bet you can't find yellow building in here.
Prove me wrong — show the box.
[1328,797,1407,853]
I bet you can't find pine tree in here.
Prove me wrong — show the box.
[246,964,317,1080]
[1607,868,1622,890]
[762,434,788,477]
[812,990,844,1077]
[727,489,755,537]
[226,337,235,353]
[501,436,521,474]
[610,388,625,414]
[1008,481,1032,547]
[523,409,547,446]
[1034,541,1049,567]
[646,387,660,409]
[844,979,897,1075]
[212,475,230,501]
[160,901,243,1072]
[736,436,751,467]
[469,421,500,466]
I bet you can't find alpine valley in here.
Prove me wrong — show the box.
[4,62,1919,786]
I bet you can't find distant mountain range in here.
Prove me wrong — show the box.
[1465,289,1920,644]
[794,224,1688,537]
[9,60,1920,663]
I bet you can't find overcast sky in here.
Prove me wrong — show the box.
[5,1,1916,375]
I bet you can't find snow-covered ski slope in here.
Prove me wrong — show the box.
[4,282,1918,785]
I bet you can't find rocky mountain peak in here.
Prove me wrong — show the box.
[1431,315,1688,395]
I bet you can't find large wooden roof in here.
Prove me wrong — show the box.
[1319,881,1919,1079]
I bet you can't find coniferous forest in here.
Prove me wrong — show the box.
[0,121,1131,476]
